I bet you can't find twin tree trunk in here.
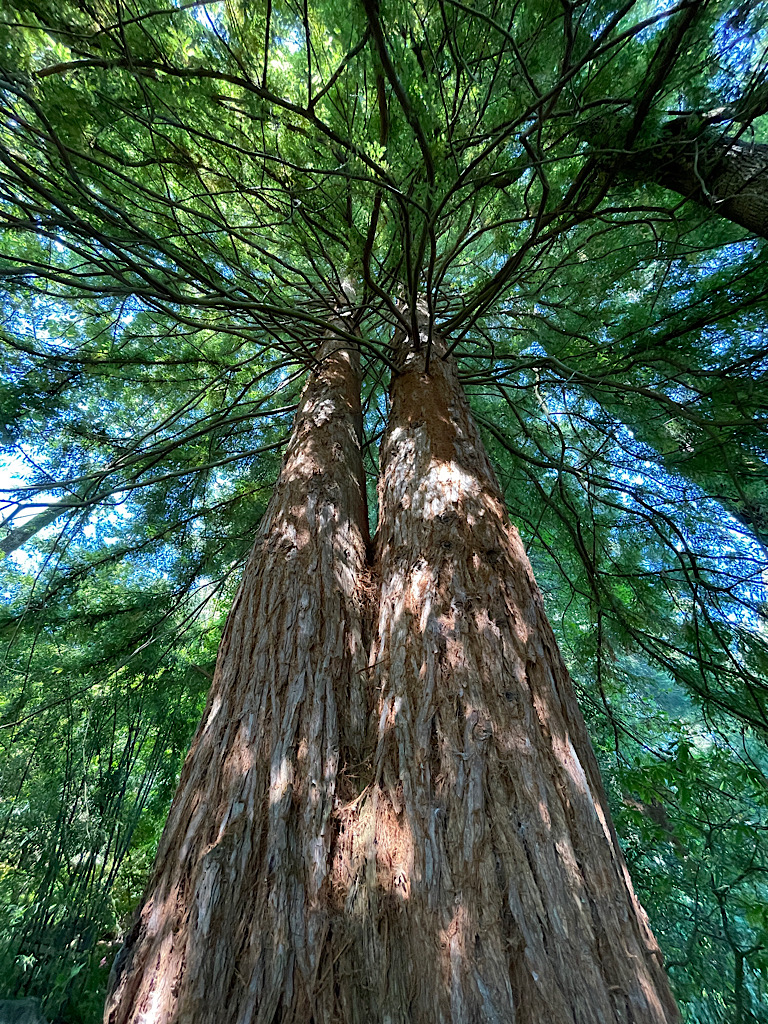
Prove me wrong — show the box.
[105,318,679,1024]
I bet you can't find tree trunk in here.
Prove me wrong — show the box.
[104,327,370,1024]
[338,326,680,1023]
[1,503,69,555]
[639,128,768,239]
[105,320,680,1023]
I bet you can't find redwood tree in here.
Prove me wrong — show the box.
[106,329,371,1022]
[356,329,678,1021]
[105,319,680,1022]
[1,1,768,1021]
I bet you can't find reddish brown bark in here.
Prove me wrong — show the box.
[105,320,679,1024]
[338,327,680,1023]
[104,329,369,1024]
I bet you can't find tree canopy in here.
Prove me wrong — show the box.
[1,0,767,1020]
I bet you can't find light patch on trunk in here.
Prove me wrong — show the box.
[310,397,336,426]
[421,459,480,515]
[200,693,223,736]
[139,983,170,1024]
[270,754,293,805]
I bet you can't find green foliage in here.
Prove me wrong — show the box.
[1,0,767,1020]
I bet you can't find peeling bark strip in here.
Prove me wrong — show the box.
[104,331,369,1024]
[356,328,680,1023]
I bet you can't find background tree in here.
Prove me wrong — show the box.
[0,0,767,1020]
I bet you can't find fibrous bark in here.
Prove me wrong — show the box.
[336,326,680,1023]
[104,328,370,1024]
[106,319,679,1024]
